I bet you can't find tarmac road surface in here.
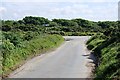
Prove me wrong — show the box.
[9,36,95,78]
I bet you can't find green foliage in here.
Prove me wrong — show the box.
[2,25,12,31]
[49,22,59,27]
[2,34,64,76]
[52,19,78,27]
[23,16,50,25]
[87,29,120,79]
[86,33,105,50]
[2,32,24,46]
[23,31,39,41]
[98,21,118,29]
[18,24,40,31]
[94,42,120,80]
[1,16,119,78]
[2,17,118,36]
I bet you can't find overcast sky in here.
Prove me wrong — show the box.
[0,0,119,21]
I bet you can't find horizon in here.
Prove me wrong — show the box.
[1,16,118,22]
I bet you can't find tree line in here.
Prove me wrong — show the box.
[1,16,118,35]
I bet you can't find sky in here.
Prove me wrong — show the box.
[0,0,119,21]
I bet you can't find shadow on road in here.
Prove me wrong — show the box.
[82,52,97,78]
[64,38,73,41]
[82,52,97,65]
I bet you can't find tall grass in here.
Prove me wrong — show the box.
[86,33,120,79]
[1,34,64,77]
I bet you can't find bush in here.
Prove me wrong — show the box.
[94,43,120,79]
[23,31,39,41]
[2,34,64,76]
[86,34,105,50]
[87,33,120,79]
[2,32,24,46]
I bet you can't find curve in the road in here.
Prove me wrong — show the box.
[9,36,95,78]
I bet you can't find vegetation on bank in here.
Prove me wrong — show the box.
[1,31,64,77]
[86,22,120,79]
[0,16,119,78]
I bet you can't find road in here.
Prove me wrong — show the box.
[9,36,95,78]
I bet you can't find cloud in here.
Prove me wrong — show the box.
[13,13,19,17]
[0,7,7,13]
[0,7,7,18]
[1,2,118,21]
[2,0,119,2]
[49,4,92,16]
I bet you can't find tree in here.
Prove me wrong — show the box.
[2,25,12,31]
[49,22,58,27]
[23,16,50,25]
[52,19,78,27]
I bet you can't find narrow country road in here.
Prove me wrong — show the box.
[9,36,95,78]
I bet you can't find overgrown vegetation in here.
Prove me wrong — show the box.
[1,16,117,36]
[2,33,64,77]
[86,21,120,79]
[0,16,119,78]
[1,16,67,77]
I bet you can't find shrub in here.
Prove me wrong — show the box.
[87,33,120,79]
[2,34,64,76]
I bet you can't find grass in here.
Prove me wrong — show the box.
[2,34,64,77]
[86,33,120,79]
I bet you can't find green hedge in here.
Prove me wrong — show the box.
[95,42,120,79]
[2,34,64,77]
[86,33,105,51]
[86,34,120,79]
[48,31,96,36]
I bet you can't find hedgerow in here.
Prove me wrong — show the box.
[1,33,64,77]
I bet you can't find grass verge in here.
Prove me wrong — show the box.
[2,34,64,78]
